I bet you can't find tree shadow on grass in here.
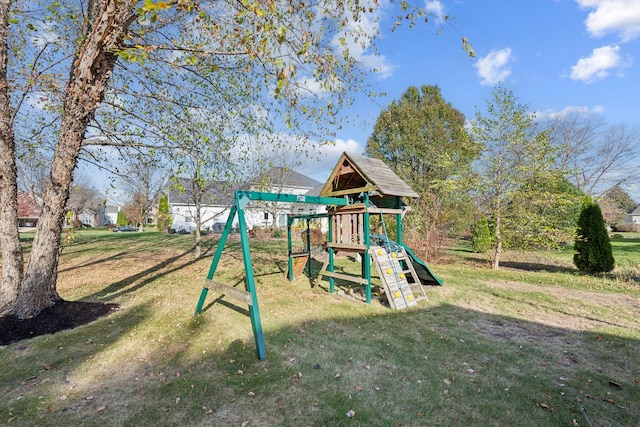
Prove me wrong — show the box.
[0,245,209,346]
[84,249,201,302]
[463,255,577,274]
[497,260,577,274]
[176,303,640,427]
[57,251,131,274]
[0,237,221,347]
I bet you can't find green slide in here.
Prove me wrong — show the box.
[401,244,443,286]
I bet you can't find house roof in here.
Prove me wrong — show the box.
[253,167,321,190]
[629,204,640,215]
[305,183,325,197]
[105,205,120,214]
[167,178,235,206]
[320,152,419,198]
[168,169,321,207]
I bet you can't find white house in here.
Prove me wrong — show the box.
[624,205,640,225]
[167,168,323,233]
[245,167,323,230]
[103,205,120,226]
[167,179,236,233]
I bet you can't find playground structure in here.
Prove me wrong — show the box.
[194,152,441,359]
[312,152,441,308]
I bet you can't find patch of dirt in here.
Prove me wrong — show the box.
[0,300,119,346]
[465,279,640,345]
[481,279,640,313]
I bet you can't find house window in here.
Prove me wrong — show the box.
[264,212,269,220]
[277,213,287,228]
[185,216,193,223]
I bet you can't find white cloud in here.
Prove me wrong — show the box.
[295,138,365,181]
[229,132,364,182]
[474,47,513,86]
[570,44,631,81]
[31,21,61,48]
[292,77,331,98]
[534,105,605,121]
[331,0,395,79]
[576,0,640,42]
[425,0,446,23]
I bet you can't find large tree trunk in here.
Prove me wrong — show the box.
[9,0,136,318]
[0,0,25,315]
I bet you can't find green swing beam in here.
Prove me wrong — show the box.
[194,190,348,360]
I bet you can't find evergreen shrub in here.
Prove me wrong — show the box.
[471,216,492,253]
[573,199,615,273]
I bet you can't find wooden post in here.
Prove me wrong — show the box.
[237,203,267,361]
[363,194,372,304]
[287,216,294,281]
[396,197,404,245]
[305,218,312,278]
[328,211,335,293]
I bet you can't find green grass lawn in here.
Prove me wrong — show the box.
[2,230,639,426]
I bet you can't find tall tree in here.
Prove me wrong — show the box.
[66,177,102,227]
[598,185,637,226]
[168,103,242,259]
[505,175,583,250]
[547,112,640,195]
[2,0,137,318]
[471,215,492,253]
[0,0,23,311]
[470,86,560,268]
[118,156,169,231]
[365,85,479,259]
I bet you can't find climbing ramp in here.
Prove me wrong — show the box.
[369,245,427,310]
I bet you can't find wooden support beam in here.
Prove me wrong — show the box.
[204,279,253,306]
[318,270,369,285]
[366,207,406,215]
[327,242,368,251]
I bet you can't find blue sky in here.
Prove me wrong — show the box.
[301,0,640,200]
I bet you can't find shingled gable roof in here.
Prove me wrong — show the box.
[254,166,321,190]
[168,168,321,207]
[320,152,419,198]
[167,178,235,206]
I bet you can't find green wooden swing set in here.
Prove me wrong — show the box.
[193,152,442,360]
[192,190,430,360]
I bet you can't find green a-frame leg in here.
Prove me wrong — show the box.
[194,196,267,360]
[194,190,348,360]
